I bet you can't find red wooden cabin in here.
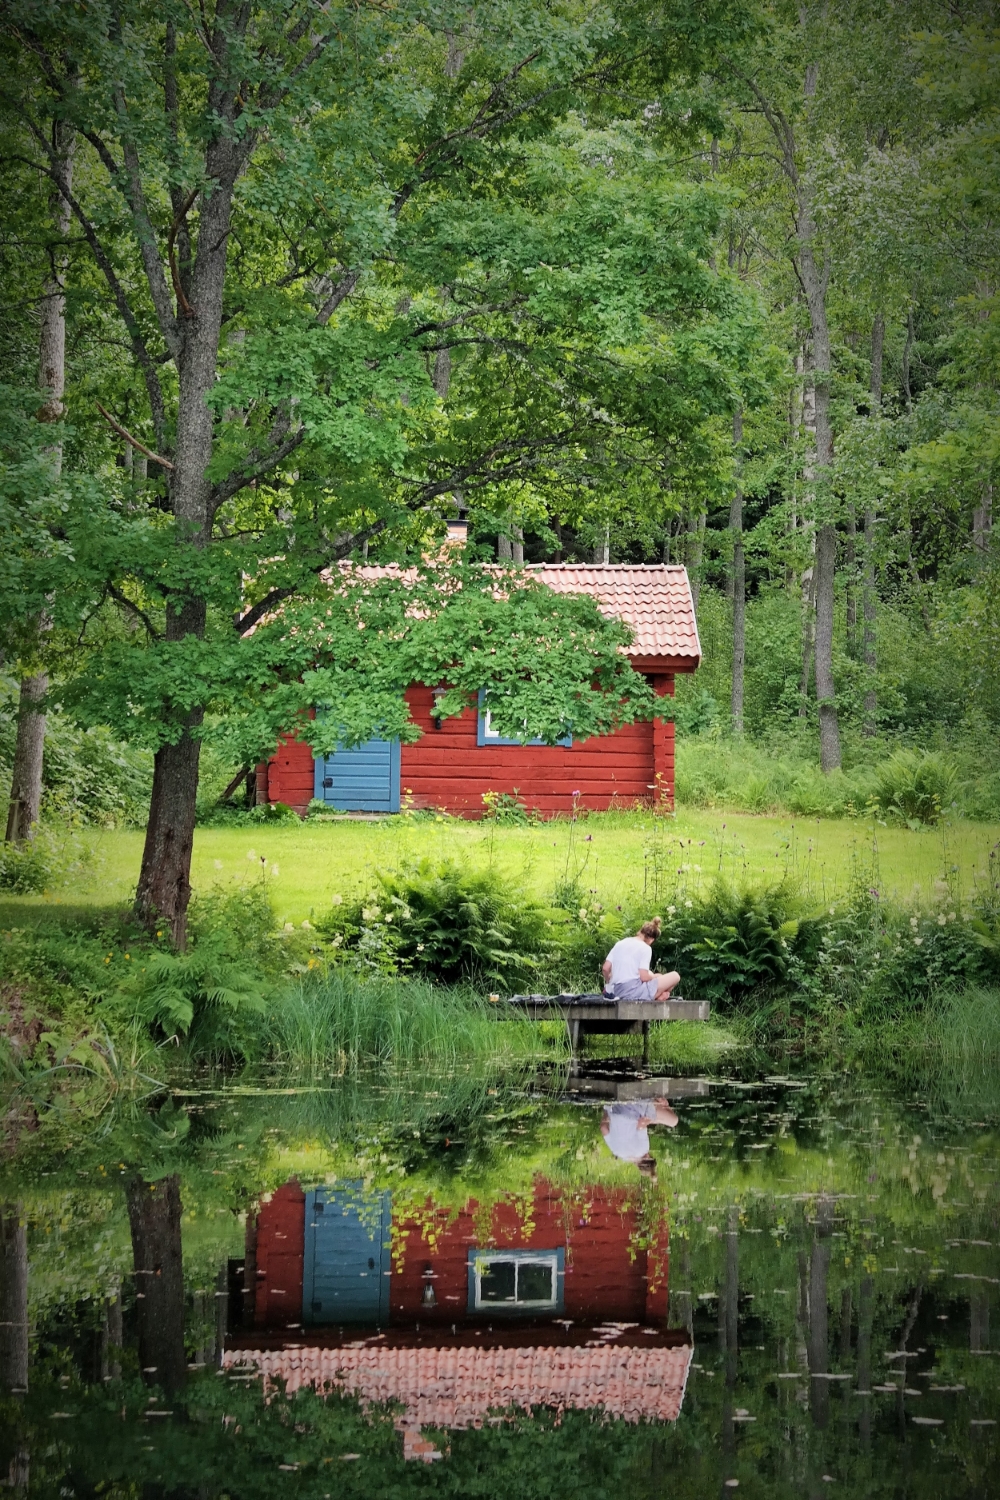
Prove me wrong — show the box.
[229,1177,690,1455]
[259,563,700,819]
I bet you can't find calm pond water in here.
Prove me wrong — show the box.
[1,1053,998,1498]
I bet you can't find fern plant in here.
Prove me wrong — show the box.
[655,881,801,1007]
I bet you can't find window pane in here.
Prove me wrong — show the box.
[517,1262,555,1303]
[479,1260,517,1302]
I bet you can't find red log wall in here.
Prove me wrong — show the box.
[264,677,676,819]
[254,1181,305,1327]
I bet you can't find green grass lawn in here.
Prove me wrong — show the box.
[4,807,998,928]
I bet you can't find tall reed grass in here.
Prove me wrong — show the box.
[255,971,555,1070]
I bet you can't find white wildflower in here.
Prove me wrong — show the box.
[666,905,676,915]
[913,937,923,946]
[214,859,223,870]
[684,899,693,909]
[910,917,919,929]
[937,914,946,926]
[331,893,343,905]
[579,907,588,920]
[271,863,279,877]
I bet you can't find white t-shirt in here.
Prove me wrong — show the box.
[605,936,652,986]
[602,1101,656,1160]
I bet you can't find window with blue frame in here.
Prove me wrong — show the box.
[476,689,572,747]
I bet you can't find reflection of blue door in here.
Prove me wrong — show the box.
[313,739,400,813]
[302,1187,392,1326]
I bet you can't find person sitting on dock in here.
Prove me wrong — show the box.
[602,918,680,1002]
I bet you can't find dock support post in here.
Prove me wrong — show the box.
[567,1017,581,1053]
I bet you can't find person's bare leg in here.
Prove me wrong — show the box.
[653,970,680,998]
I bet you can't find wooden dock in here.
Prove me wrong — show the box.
[504,992,710,1055]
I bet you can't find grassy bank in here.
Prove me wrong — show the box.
[2,807,998,930]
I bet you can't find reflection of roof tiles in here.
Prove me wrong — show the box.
[318,562,701,663]
[224,1341,693,1429]
[527,565,700,662]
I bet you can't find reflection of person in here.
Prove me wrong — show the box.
[600,1099,679,1177]
[602,918,680,1001]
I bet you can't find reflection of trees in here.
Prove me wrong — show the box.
[0,1205,28,1393]
[125,1174,186,1395]
[807,1196,833,1430]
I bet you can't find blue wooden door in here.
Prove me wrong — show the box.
[302,1187,391,1326]
[313,739,400,813]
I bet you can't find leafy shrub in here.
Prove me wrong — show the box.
[481,789,535,824]
[870,750,958,826]
[0,834,56,892]
[105,883,310,1054]
[653,880,801,1007]
[0,680,152,827]
[319,858,556,987]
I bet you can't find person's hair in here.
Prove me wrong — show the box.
[637,1154,658,1180]
[639,917,661,941]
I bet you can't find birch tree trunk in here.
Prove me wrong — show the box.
[5,120,73,845]
[730,410,746,733]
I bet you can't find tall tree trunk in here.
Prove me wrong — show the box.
[972,482,993,552]
[126,1174,187,1395]
[0,1205,29,1392]
[134,154,237,943]
[730,411,746,733]
[799,560,816,715]
[845,505,857,649]
[593,520,610,565]
[5,677,47,843]
[798,223,841,770]
[862,314,883,738]
[687,512,705,610]
[5,121,73,845]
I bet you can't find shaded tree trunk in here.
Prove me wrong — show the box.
[972,482,993,552]
[730,410,746,733]
[5,121,73,845]
[687,512,705,610]
[134,141,239,943]
[5,677,47,844]
[845,506,857,649]
[862,314,883,737]
[126,1174,187,1395]
[0,1205,29,1392]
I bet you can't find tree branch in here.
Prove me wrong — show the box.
[233,519,389,636]
[107,582,163,640]
[95,403,175,470]
[209,425,306,511]
[4,140,170,449]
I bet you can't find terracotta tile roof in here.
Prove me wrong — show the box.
[317,561,700,665]
[527,565,700,663]
[224,1339,693,1432]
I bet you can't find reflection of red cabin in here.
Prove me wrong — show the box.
[231,1178,691,1452]
[248,1177,670,1330]
[260,564,700,818]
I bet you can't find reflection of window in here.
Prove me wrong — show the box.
[467,1248,564,1313]
[476,690,572,748]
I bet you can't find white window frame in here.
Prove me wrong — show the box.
[468,1249,564,1312]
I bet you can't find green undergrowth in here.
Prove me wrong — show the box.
[5,837,1000,1081]
[676,735,1000,823]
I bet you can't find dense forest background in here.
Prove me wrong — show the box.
[1,0,997,877]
